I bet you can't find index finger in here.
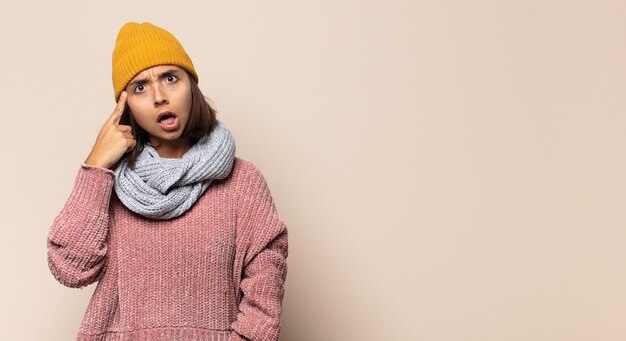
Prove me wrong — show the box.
[108,91,127,125]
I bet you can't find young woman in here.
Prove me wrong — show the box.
[46,22,288,341]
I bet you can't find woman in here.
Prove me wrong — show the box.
[46,21,288,341]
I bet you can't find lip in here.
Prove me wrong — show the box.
[157,111,177,122]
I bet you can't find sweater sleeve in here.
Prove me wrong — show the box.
[46,163,116,289]
[229,164,289,341]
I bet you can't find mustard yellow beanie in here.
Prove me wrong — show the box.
[112,22,199,102]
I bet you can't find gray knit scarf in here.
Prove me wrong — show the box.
[113,120,236,220]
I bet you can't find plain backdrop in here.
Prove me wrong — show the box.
[1,0,626,340]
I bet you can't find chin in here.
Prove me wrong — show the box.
[148,131,182,142]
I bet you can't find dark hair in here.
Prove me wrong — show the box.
[115,70,217,169]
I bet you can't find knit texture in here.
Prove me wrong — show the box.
[47,157,288,341]
[113,120,236,220]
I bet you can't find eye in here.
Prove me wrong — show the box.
[166,74,178,83]
[134,84,145,93]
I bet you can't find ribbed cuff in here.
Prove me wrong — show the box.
[80,162,116,176]
[71,163,116,210]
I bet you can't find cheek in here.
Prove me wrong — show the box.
[178,91,193,117]
[128,100,150,122]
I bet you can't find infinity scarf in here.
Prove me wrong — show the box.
[113,120,236,220]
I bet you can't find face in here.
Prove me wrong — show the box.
[125,64,192,144]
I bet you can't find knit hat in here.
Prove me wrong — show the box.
[112,22,199,102]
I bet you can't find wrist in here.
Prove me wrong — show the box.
[84,156,109,169]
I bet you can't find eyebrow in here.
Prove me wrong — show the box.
[127,68,180,90]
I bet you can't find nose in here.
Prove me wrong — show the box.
[153,84,168,106]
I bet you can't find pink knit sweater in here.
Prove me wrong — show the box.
[46,157,288,341]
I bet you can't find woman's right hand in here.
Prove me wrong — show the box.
[84,91,136,169]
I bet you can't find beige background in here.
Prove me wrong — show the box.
[1,0,625,340]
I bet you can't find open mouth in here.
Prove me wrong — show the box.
[157,111,180,131]
[158,111,177,123]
